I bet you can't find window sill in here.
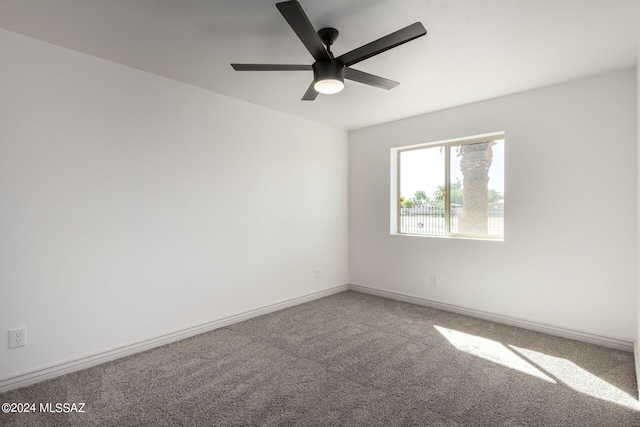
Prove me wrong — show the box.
[392,233,504,242]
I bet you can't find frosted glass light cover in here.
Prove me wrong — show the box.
[314,79,344,94]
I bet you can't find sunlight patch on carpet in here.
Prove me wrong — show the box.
[510,345,640,410]
[434,326,555,383]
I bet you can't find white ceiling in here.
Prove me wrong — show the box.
[1,0,639,130]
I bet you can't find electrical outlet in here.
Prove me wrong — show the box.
[9,327,26,348]
[315,269,320,279]
[430,275,438,287]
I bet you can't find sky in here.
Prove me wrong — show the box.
[400,139,505,200]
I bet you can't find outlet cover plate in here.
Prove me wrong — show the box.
[9,327,26,348]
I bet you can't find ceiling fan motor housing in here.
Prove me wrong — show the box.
[312,59,345,83]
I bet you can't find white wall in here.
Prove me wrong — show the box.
[350,68,637,342]
[0,29,349,382]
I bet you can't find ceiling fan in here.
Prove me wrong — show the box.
[231,0,427,100]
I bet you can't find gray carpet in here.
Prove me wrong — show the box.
[1,290,639,426]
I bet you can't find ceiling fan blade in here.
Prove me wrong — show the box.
[337,22,426,67]
[276,1,330,62]
[231,64,312,71]
[344,68,399,90]
[302,81,319,100]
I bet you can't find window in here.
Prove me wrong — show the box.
[393,133,504,239]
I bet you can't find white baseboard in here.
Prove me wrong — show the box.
[348,284,634,352]
[635,341,640,398]
[0,284,349,393]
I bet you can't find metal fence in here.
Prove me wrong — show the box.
[400,203,504,236]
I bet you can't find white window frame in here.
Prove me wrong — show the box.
[391,131,504,240]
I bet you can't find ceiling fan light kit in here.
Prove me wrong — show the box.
[231,0,426,101]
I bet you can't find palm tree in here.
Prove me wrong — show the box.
[432,185,446,204]
[458,141,496,234]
